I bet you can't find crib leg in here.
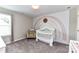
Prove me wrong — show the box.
[36,38,38,42]
[49,43,53,47]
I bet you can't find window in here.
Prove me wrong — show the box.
[0,13,11,36]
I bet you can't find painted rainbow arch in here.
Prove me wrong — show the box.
[33,16,67,41]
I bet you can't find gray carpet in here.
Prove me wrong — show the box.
[6,39,69,53]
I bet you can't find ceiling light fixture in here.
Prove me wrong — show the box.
[32,5,39,9]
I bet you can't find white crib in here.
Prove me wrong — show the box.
[36,27,55,46]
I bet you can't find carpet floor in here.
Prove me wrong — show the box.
[6,39,69,53]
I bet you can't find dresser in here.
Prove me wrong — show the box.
[26,30,36,39]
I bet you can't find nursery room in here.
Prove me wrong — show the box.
[0,5,78,53]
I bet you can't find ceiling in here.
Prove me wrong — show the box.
[0,5,77,17]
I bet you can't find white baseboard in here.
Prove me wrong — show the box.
[14,37,26,42]
[13,37,69,45]
[54,40,69,45]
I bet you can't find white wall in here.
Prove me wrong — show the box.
[13,13,33,41]
[0,7,33,42]
[49,10,69,44]
[33,10,69,44]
